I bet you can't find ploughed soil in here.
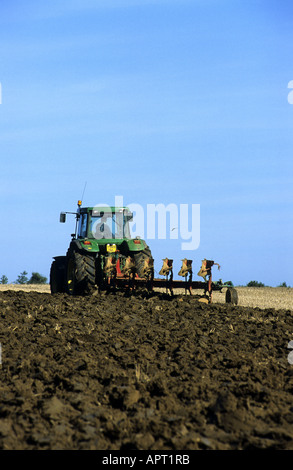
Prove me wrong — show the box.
[0,287,293,450]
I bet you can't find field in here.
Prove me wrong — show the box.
[0,284,292,450]
[1,284,292,310]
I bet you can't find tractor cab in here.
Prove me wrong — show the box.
[77,207,133,240]
[60,202,134,241]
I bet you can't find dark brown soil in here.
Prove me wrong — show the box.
[0,289,293,450]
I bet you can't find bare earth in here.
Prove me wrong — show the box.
[0,283,292,450]
[1,285,292,310]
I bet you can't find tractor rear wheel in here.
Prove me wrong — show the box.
[133,246,154,279]
[50,257,66,293]
[66,252,96,295]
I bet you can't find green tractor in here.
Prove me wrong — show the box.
[50,200,154,295]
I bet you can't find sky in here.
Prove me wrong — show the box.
[0,0,292,287]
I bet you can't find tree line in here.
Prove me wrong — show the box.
[246,280,289,288]
[0,271,47,285]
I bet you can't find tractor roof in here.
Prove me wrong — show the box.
[81,206,131,213]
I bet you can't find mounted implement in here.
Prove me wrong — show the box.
[50,201,238,304]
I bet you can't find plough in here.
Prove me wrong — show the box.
[105,256,238,305]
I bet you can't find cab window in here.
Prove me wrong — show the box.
[78,213,88,238]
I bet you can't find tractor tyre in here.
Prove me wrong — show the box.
[133,246,154,279]
[66,252,96,295]
[50,257,66,294]
[225,287,238,305]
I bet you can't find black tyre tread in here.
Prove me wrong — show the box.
[75,252,95,282]
[50,258,66,294]
[68,252,96,295]
[50,261,59,294]
[133,246,153,278]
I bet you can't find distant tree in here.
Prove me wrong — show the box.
[28,272,47,284]
[246,280,265,287]
[277,282,288,288]
[224,281,234,287]
[15,271,29,284]
[0,275,8,284]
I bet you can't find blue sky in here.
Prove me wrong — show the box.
[0,0,292,286]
